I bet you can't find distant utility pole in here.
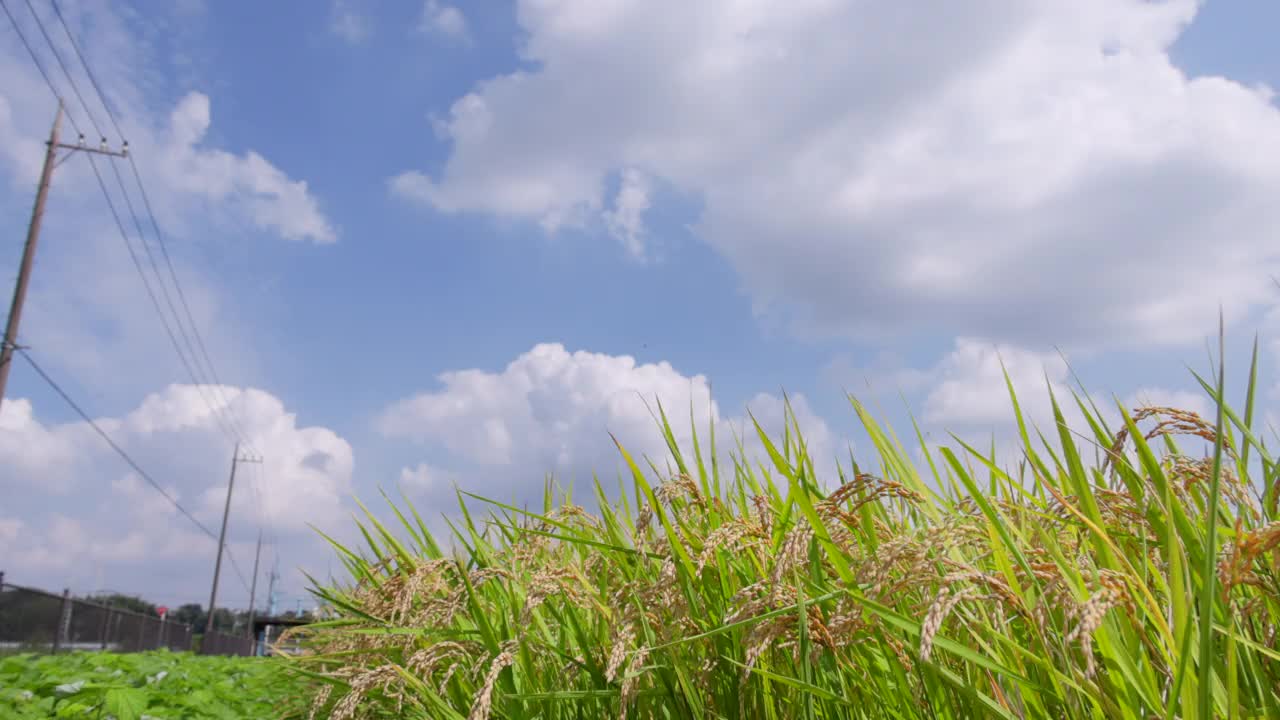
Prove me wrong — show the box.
[246,530,262,638]
[266,558,279,617]
[0,101,127,406]
[204,443,261,636]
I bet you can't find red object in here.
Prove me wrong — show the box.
[156,605,168,618]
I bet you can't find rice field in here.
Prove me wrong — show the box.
[286,342,1280,719]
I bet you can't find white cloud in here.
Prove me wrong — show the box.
[378,343,838,503]
[420,1,468,41]
[398,462,454,493]
[330,0,373,44]
[604,168,652,259]
[399,0,1280,349]
[733,391,841,482]
[158,93,336,243]
[863,337,1221,478]
[378,343,719,476]
[904,339,1082,479]
[923,338,1074,429]
[918,339,1217,433]
[0,398,94,491]
[0,385,354,603]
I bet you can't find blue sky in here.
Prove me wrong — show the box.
[2,0,1279,610]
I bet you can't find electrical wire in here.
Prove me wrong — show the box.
[49,0,258,453]
[2,2,257,601]
[0,0,83,132]
[19,0,100,135]
[14,345,252,597]
[47,0,118,137]
[13,345,216,538]
[30,0,250,449]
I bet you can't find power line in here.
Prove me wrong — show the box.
[3,2,216,429]
[24,0,250,450]
[245,452,268,531]
[0,0,82,133]
[128,159,255,446]
[86,147,242,443]
[47,0,119,138]
[43,8,275,583]
[45,0,252,451]
[108,156,248,445]
[13,345,252,597]
[2,4,257,601]
[224,537,253,601]
[20,0,100,136]
[250,460,281,557]
[12,345,212,534]
[48,0,257,453]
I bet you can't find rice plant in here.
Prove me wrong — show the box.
[285,341,1280,719]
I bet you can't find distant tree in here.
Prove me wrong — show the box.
[170,603,205,629]
[208,607,238,633]
[157,604,251,633]
[86,593,157,616]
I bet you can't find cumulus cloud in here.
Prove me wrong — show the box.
[0,386,353,604]
[397,0,1280,348]
[922,339,1074,429]
[158,93,336,243]
[0,398,94,492]
[867,336,1222,478]
[919,338,1219,431]
[420,1,468,41]
[891,339,1086,477]
[378,343,839,505]
[604,169,652,259]
[378,343,719,480]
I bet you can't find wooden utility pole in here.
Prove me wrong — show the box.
[204,444,260,636]
[265,559,279,616]
[0,101,127,406]
[246,530,262,643]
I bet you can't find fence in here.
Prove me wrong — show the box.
[0,573,311,657]
[200,629,254,657]
[0,575,194,654]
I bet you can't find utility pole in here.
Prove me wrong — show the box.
[246,530,262,641]
[0,101,127,406]
[266,559,279,616]
[204,444,261,636]
[261,558,279,655]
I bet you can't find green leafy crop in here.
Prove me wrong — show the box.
[0,650,310,719]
